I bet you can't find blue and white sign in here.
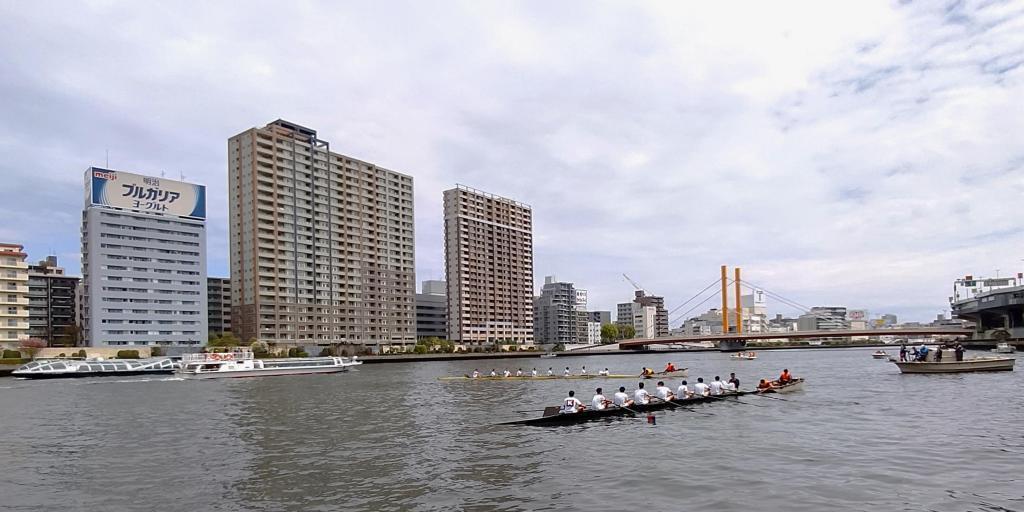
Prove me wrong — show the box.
[90,168,206,219]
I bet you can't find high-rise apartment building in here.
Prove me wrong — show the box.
[207,277,232,335]
[81,167,207,347]
[415,280,447,340]
[533,276,580,344]
[229,120,416,351]
[0,243,29,349]
[27,256,79,347]
[444,185,533,346]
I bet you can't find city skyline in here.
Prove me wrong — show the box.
[2,2,1023,322]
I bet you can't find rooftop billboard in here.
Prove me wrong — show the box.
[89,168,206,220]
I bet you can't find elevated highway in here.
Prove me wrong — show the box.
[619,327,973,351]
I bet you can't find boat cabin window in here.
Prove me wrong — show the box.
[49,362,66,370]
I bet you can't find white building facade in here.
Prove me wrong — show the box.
[81,168,207,347]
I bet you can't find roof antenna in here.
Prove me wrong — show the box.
[105,149,109,168]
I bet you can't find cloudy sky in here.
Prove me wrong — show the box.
[1,0,1022,323]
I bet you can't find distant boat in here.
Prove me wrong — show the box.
[540,353,558,358]
[872,350,889,359]
[178,349,361,379]
[991,343,1016,354]
[12,358,177,379]
[730,352,757,360]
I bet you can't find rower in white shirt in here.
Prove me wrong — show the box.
[677,380,692,399]
[515,368,523,377]
[471,369,480,379]
[693,377,710,396]
[547,367,554,376]
[531,368,538,377]
[580,366,587,376]
[709,376,725,396]
[654,381,675,401]
[598,368,610,376]
[490,369,497,377]
[503,369,511,378]
[613,386,633,407]
[592,387,612,410]
[723,378,737,393]
[560,390,586,414]
[563,367,571,377]
[634,382,651,405]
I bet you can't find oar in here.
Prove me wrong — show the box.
[748,391,790,402]
[513,409,548,414]
[703,393,766,407]
[649,396,680,408]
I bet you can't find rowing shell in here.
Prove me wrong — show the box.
[439,374,640,381]
[757,378,804,393]
[500,391,750,426]
[642,369,689,379]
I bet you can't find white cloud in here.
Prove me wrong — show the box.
[0,0,1021,323]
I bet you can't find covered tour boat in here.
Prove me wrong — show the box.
[12,358,178,379]
[178,349,361,379]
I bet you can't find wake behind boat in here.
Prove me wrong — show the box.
[179,349,361,379]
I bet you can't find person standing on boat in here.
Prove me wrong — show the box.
[560,390,586,414]
[471,369,480,378]
[728,372,740,390]
[935,347,943,362]
[677,380,692,399]
[955,343,965,361]
[599,368,610,376]
[592,387,612,410]
[917,344,929,361]
[655,381,675,401]
[694,377,710,396]
[709,376,725,396]
[613,386,634,407]
[899,344,908,362]
[634,382,651,405]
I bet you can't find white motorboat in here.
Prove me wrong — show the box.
[730,352,757,360]
[893,353,1014,374]
[991,343,1016,354]
[178,349,361,379]
[872,350,889,359]
[12,358,178,379]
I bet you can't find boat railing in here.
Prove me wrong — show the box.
[181,350,255,363]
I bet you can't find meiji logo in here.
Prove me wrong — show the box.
[93,171,117,180]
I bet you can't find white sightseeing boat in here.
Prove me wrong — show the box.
[178,349,361,379]
[991,343,1016,354]
[12,358,178,379]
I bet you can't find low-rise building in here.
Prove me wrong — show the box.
[416,280,447,341]
[0,243,29,349]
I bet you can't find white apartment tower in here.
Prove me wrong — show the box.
[228,120,416,351]
[444,185,534,346]
[0,243,30,349]
[81,168,207,347]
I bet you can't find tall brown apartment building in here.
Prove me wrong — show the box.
[229,120,416,352]
[443,185,534,346]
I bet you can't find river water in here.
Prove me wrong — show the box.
[1,348,1021,511]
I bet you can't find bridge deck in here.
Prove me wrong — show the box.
[618,327,972,349]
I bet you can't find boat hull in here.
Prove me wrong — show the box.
[13,369,175,380]
[759,378,804,393]
[440,374,644,382]
[872,354,888,359]
[501,392,749,426]
[180,365,354,379]
[893,358,1015,374]
[643,369,689,379]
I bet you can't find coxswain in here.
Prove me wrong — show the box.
[778,369,792,384]
[613,386,634,407]
[592,387,612,410]
[564,366,571,377]
[664,362,677,373]
[471,369,480,378]
[581,366,587,376]
[515,368,523,377]
[693,377,710,396]
[634,382,651,405]
[547,367,554,376]
[490,369,497,377]
[560,390,586,414]
[503,369,511,378]
[531,368,538,377]
[598,367,610,376]
[655,381,675,401]
[709,376,725,396]
[757,378,774,391]
[727,372,740,391]
[677,380,692,399]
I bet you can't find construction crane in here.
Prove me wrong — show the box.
[622,273,645,293]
